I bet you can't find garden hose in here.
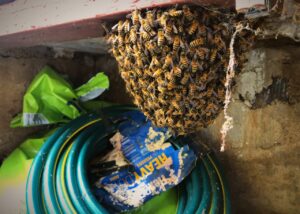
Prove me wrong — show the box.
[42,116,101,213]
[76,125,111,214]
[65,124,101,214]
[26,107,231,214]
[56,145,77,213]
[26,106,136,213]
[172,135,231,214]
[196,162,211,214]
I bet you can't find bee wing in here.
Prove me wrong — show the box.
[111,23,119,31]
[172,25,178,34]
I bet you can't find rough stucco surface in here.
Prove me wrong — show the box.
[196,43,300,213]
[0,43,299,213]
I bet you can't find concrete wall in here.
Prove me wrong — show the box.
[195,41,300,213]
[0,47,131,160]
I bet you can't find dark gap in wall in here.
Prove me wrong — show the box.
[250,77,289,109]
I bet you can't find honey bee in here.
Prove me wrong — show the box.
[153,68,164,78]
[165,70,175,80]
[180,73,190,85]
[157,28,165,46]
[123,57,132,69]
[214,34,226,51]
[189,83,197,96]
[205,103,218,114]
[120,71,130,80]
[146,41,161,54]
[173,66,182,77]
[158,85,167,93]
[163,54,173,69]
[168,8,183,17]
[173,109,183,116]
[144,68,152,77]
[179,52,189,69]
[190,38,204,47]
[182,5,194,21]
[141,19,156,36]
[182,87,187,96]
[191,55,200,73]
[123,19,131,33]
[158,12,169,26]
[167,117,175,126]
[141,31,151,41]
[206,86,214,97]
[188,20,198,35]
[174,120,183,129]
[196,48,209,60]
[111,46,120,56]
[166,107,174,116]
[125,44,133,54]
[178,25,184,33]
[147,81,155,91]
[161,45,171,57]
[141,87,149,97]
[138,78,147,87]
[172,35,180,54]
[175,93,182,101]
[210,48,218,63]
[143,111,151,119]
[134,94,143,106]
[200,72,208,83]
[108,34,118,48]
[131,10,140,25]
[154,109,164,118]
[184,119,193,128]
[129,26,137,43]
[198,24,207,35]
[167,81,176,90]
[217,86,225,99]
[117,20,124,35]
[136,56,144,69]
[170,99,181,110]
[158,94,168,105]
[149,56,161,69]
[146,11,155,27]
[118,34,124,47]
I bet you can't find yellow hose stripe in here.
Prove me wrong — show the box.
[61,144,76,213]
[53,118,101,213]
[207,154,226,214]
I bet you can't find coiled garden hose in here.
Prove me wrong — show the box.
[26,107,231,214]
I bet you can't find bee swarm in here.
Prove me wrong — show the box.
[109,5,253,135]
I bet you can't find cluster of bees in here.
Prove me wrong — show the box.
[108,5,254,134]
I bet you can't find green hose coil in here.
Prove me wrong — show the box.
[26,107,231,214]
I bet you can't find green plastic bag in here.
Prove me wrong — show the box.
[10,66,109,128]
[0,130,54,214]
